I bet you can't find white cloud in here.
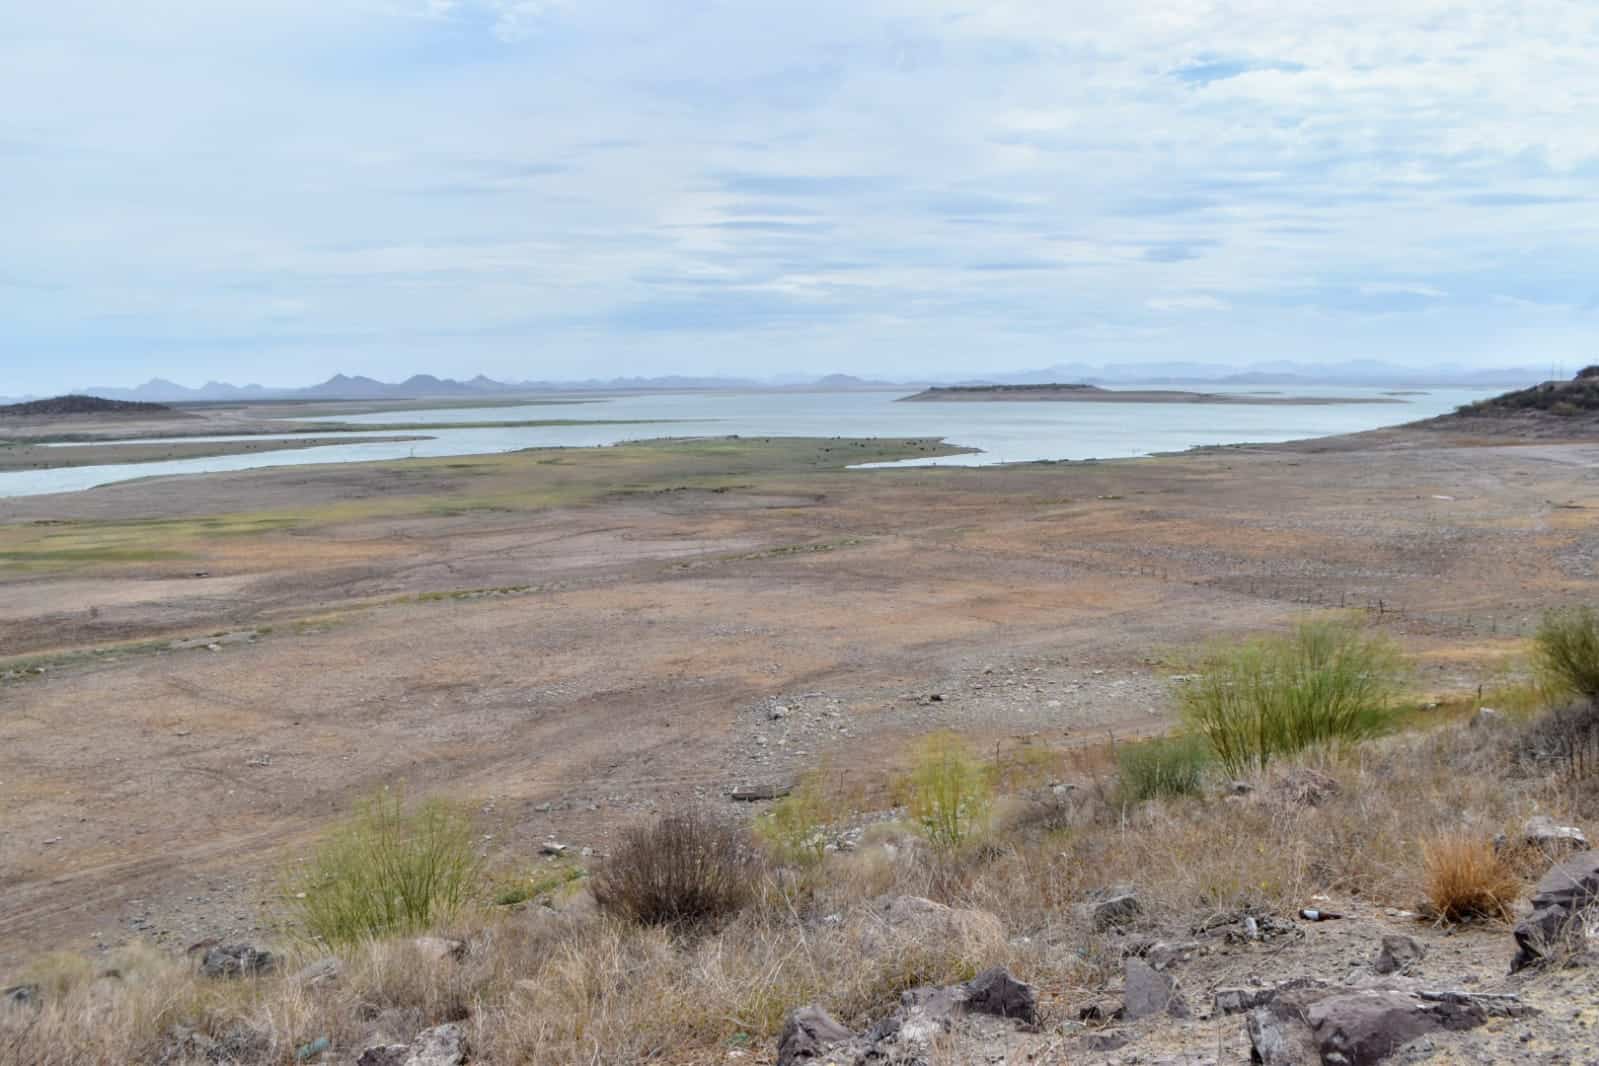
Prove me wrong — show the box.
[1147,296,1231,313]
[1,0,1596,390]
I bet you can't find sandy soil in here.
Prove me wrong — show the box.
[1,429,1597,971]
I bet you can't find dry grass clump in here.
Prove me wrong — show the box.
[1421,833,1520,923]
[592,809,759,928]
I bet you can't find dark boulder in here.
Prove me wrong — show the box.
[1512,849,1599,971]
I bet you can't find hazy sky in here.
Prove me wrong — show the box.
[4,2,1597,392]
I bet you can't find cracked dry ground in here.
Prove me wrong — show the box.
[3,433,1599,970]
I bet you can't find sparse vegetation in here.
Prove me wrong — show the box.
[494,864,586,907]
[903,731,993,849]
[1533,607,1599,703]
[755,771,837,866]
[1180,619,1405,775]
[1421,833,1520,923]
[285,790,482,947]
[1116,732,1213,803]
[1517,701,1599,782]
[592,810,759,928]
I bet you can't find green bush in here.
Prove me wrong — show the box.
[1534,607,1599,704]
[287,789,482,946]
[905,732,992,849]
[1180,619,1404,776]
[1116,732,1212,803]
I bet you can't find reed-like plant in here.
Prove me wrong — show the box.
[286,789,482,946]
[1181,619,1404,775]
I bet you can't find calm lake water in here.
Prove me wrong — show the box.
[0,386,1497,498]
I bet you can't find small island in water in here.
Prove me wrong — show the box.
[897,383,1400,405]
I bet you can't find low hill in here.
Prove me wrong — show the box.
[1454,366,1599,417]
[0,394,177,417]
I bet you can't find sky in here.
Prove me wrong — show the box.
[3,1,1598,393]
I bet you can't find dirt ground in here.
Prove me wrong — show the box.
[2,428,1598,974]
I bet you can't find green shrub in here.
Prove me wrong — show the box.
[287,789,482,946]
[755,772,833,866]
[1534,608,1599,704]
[905,732,992,849]
[1180,619,1404,776]
[1116,733,1212,803]
[592,810,758,928]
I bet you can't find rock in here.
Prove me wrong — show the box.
[775,968,1037,1066]
[539,841,569,856]
[856,896,1005,961]
[159,1023,268,1065]
[962,966,1038,1024]
[1145,940,1200,971]
[355,1047,410,1066]
[1247,998,1325,1066]
[2,984,39,1009]
[294,957,341,987]
[1308,990,1446,1066]
[411,936,467,963]
[405,1023,468,1066]
[730,783,791,801]
[1246,985,1496,1066]
[1272,767,1340,807]
[1373,934,1426,975]
[1082,1030,1130,1052]
[1216,986,1277,1016]
[1512,849,1599,971]
[199,943,275,978]
[1523,814,1589,855]
[1086,891,1141,931]
[777,1005,855,1065]
[1123,958,1188,1021]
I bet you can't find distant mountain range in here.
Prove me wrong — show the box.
[0,362,1554,405]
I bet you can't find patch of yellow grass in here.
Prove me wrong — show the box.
[1422,833,1521,923]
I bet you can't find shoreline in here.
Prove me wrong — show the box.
[898,384,1401,405]
[0,435,429,472]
